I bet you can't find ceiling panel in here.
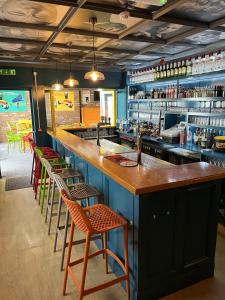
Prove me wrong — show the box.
[169,0,225,23]
[54,33,108,47]
[150,44,194,55]
[110,39,150,50]
[0,0,69,26]
[67,8,142,34]
[0,42,41,52]
[133,53,161,60]
[131,20,192,40]
[47,46,87,56]
[95,51,127,59]
[0,26,51,41]
[184,30,225,45]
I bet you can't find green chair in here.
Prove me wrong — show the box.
[6,131,23,152]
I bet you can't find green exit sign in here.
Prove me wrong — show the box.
[0,69,16,75]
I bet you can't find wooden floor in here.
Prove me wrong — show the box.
[0,178,225,300]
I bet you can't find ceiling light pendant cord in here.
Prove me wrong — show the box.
[92,19,96,70]
[69,45,72,74]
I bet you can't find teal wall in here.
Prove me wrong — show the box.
[117,88,127,120]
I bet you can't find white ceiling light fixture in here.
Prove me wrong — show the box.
[84,17,105,82]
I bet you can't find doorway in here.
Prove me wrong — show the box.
[100,90,116,125]
[0,89,33,178]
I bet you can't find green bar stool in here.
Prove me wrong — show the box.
[36,148,68,213]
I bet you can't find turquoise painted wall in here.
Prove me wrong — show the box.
[117,88,127,120]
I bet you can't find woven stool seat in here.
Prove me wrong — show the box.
[84,204,126,233]
[55,168,82,180]
[70,183,100,200]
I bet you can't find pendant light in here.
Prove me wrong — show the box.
[51,61,64,91]
[64,43,79,87]
[84,17,105,82]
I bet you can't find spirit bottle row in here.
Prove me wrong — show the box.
[128,50,225,84]
[129,85,225,100]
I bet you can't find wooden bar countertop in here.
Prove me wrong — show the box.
[48,128,225,195]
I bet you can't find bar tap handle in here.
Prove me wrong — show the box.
[108,117,111,125]
[96,123,101,146]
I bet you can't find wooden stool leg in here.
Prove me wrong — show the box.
[63,222,75,296]
[103,232,109,274]
[54,195,62,252]
[60,208,70,271]
[79,233,91,300]
[123,224,130,300]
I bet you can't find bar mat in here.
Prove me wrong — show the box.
[5,176,32,191]
[105,154,135,165]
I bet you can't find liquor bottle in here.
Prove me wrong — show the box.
[163,64,167,78]
[182,60,187,76]
[200,128,207,148]
[153,67,157,81]
[160,65,164,79]
[170,62,174,77]
[186,58,192,75]
[178,61,182,76]
[156,66,160,80]
[187,125,193,144]
[167,63,171,78]
[174,61,178,77]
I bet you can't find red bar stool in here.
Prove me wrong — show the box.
[61,190,130,300]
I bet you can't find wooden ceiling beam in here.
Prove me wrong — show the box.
[152,0,187,20]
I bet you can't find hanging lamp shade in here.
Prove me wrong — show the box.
[84,67,105,81]
[64,74,79,87]
[51,81,64,91]
[84,17,105,82]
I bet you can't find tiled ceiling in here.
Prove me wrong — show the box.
[0,0,225,69]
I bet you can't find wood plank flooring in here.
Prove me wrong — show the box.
[0,178,225,300]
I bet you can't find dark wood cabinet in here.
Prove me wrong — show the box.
[138,181,220,299]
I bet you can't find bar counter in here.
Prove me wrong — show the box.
[48,128,225,195]
[48,127,225,300]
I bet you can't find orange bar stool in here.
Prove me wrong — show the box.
[61,190,130,300]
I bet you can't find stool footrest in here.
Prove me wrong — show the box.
[67,265,127,297]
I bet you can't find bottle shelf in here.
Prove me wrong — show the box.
[128,97,225,102]
[128,109,164,113]
[128,69,225,86]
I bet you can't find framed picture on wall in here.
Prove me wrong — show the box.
[81,90,91,104]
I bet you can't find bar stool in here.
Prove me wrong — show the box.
[35,148,67,206]
[40,157,83,227]
[38,156,81,213]
[32,146,61,198]
[61,190,130,300]
[53,173,102,271]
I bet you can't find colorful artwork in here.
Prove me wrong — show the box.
[0,90,27,112]
[52,91,75,112]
